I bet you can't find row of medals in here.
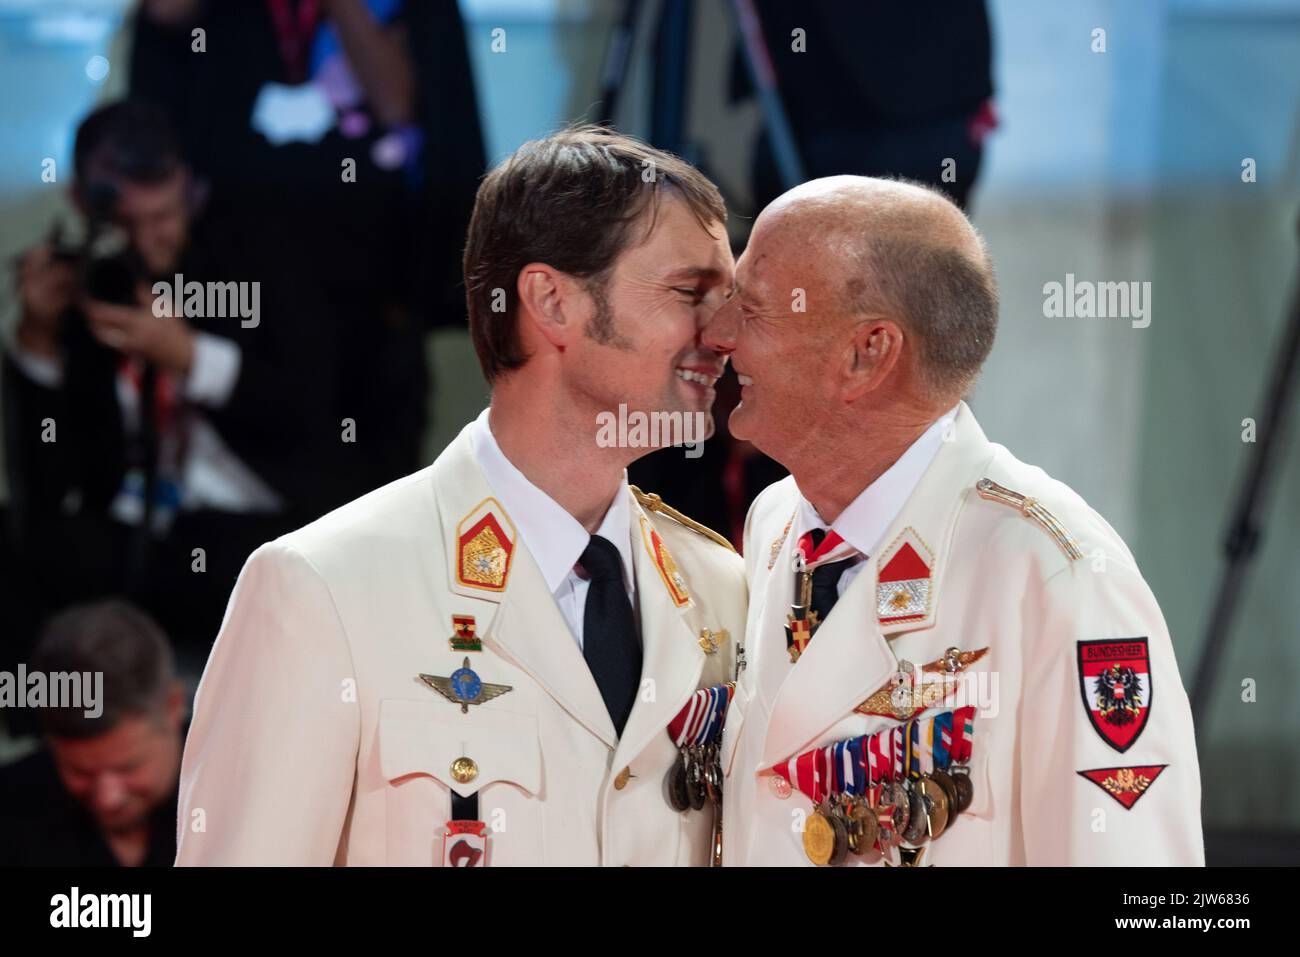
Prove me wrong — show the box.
[793,551,972,865]
[665,742,726,865]
[664,741,722,813]
[803,753,974,866]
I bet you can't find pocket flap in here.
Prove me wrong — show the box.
[379,698,541,798]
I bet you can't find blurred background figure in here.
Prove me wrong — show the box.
[738,0,995,213]
[3,100,348,673]
[127,0,486,487]
[0,0,486,681]
[0,600,186,867]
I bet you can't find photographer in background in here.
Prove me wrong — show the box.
[2,100,352,674]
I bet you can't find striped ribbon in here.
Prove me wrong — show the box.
[666,683,734,748]
[773,707,978,802]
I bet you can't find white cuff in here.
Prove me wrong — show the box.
[185,332,242,407]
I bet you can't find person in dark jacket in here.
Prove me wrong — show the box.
[3,101,352,664]
[0,600,186,867]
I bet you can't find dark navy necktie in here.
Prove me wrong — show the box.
[806,527,858,623]
[580,535,641,736]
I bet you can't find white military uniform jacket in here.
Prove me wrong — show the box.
[175,419,744,866]
[720,402,1204,866]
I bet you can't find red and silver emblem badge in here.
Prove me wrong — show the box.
[875,528,933,626]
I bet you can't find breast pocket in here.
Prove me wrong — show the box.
[378,698,543,866]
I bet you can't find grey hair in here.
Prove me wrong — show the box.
[843,196,999,400]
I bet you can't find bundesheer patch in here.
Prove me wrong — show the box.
[456,498,515,592]
[640,514,691,607]
[1078,638,1151,752]
[1077,765,1167,809]
[876,527,933,625]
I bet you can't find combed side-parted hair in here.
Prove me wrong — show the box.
[463,125,726,383]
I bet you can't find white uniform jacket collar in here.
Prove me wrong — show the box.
[754,401,997,769]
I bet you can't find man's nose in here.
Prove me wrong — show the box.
[93,773,127,812]
[702,299,738,355]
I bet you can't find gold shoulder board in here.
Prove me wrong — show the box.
[975,478,1083,561]
[631,486,737,553]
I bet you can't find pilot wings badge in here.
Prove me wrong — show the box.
[420,657,513,714]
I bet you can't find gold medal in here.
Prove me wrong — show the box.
[930,768,961,818]
[826,804,850,866]
[848,799,878,856]
[803,808,837,866]
[920,776,950,839]
[804,803,848,867]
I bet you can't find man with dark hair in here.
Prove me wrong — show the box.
[708,176,1204,866]
[3,100,356,666]
[176,126,747,866]
[0,600,185,866]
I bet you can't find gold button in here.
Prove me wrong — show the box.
[451,756,478,784]
[614,766,631,790]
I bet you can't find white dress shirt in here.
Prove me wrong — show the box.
[469,408,637,651]
[794,406,958,597]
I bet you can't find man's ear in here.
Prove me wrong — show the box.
[842,318,904,402]
[517,263,579,351]
[164,681,187,731]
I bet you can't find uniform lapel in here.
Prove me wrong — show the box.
[754,510,797,714]
[431,422,617,747]
[757,402,997,768]
[872,402,995,641]
[759,570,896,769]
[612,493,707,771]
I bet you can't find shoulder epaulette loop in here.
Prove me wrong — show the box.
[631,486,737,553]
[975,478,1084,561]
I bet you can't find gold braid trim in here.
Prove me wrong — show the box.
[631,486,737,553]
[975,478,1084,561]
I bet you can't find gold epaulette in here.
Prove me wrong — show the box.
[631,486,737,553]
[975,478,1084,561]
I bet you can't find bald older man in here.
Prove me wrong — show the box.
[706,176,1204,867]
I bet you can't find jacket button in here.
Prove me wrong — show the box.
[451,756,478,784]
[614,766,631,790]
